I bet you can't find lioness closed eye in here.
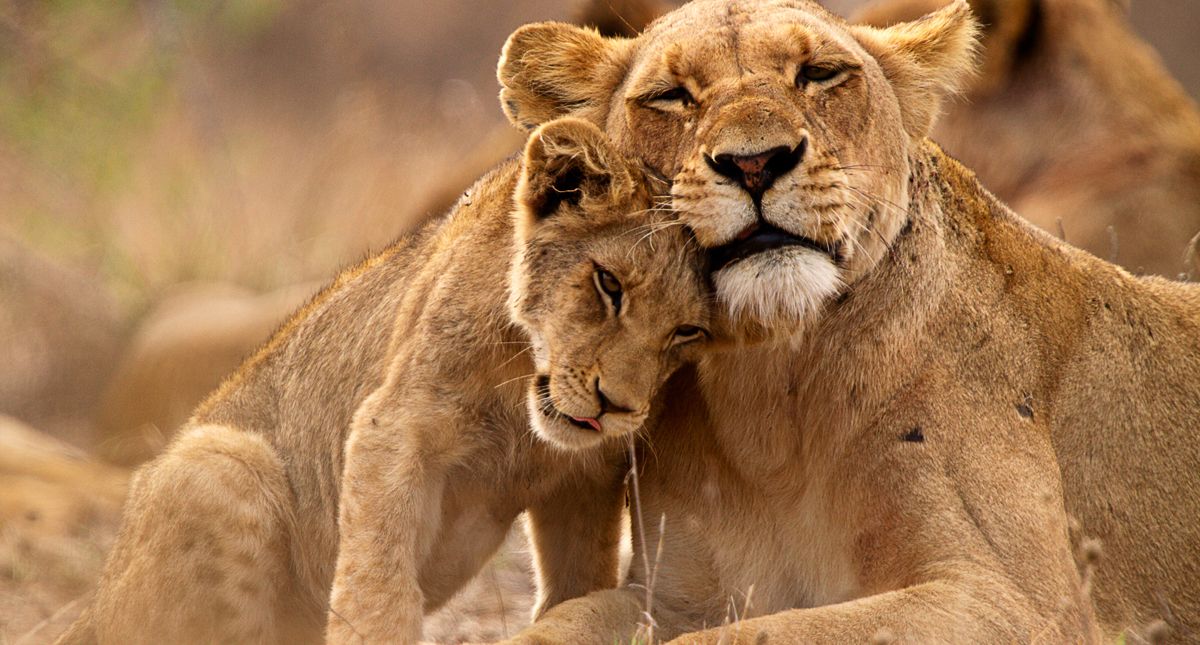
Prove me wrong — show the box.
[57,118,710,645]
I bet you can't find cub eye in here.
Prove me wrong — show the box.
[648,86,696,109]
[798,65,840,85]
[593,267,623,313]
[671,325,709,345]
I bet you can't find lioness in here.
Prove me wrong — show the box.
[57,118,711,644]
[491,0,1200,642]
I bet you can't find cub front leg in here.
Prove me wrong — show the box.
[525,458,628,619]
[326,396,452,644]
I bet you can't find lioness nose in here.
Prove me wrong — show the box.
[706,141,807,200]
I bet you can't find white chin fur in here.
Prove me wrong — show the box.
[714,247,842,326]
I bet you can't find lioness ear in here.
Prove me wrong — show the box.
[851,0,981,139]
[517,118,634,223]
[498,22,635,131]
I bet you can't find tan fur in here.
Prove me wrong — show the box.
[495,1,1200,642]
[58,119,710,644]
[854,0,1200,277]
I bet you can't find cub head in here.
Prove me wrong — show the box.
[500,0,978,337]
[509,118,711,450]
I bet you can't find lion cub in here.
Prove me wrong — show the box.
[60,118,710,645]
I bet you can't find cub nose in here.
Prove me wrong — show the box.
[595,378,634,415]
[706,141,807,200]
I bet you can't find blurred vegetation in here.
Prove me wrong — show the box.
[0,0,290,311]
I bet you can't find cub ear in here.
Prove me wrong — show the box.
[851,0,981,139]
[498,22,635,131]
[517,118,634,222]
[575,0,673,38]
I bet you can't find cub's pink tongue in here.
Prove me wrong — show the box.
[572,416,603,432]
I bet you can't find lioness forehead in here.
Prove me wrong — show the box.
[644,0,844,36]
[636,0,862,80]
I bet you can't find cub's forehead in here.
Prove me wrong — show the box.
[635,0,862,81]
[607,232,702,289]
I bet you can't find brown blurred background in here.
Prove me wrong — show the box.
[1,1,1198,642]
[3,0,1197,358]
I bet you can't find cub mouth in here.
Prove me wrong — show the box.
[709,221,837,272]
[534,375,602,433]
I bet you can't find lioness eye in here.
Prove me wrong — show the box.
[672,325,709,345]
[798,65,840,85]
[593,267,623,313]
[650,86,696,108]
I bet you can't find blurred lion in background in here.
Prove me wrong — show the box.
[853,0,1200,276]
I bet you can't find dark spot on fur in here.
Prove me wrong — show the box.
[24,510,39,522]
[1103,302,1111,311]
[370,418,378,426]
[1017,394,1035,420]
[902,427,925,443]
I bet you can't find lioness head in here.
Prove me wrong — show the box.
[509,118,710,450]
[500,0,978,336]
